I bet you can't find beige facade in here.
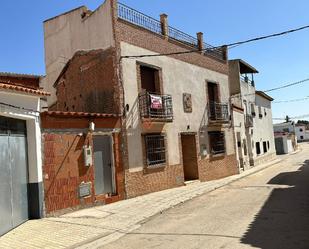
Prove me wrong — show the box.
[121,42,235,172]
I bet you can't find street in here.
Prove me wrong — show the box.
[104,144,309,249]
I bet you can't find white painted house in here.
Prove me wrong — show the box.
[0,73,49,236]
[229,59,276,171]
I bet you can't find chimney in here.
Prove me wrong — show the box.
[160,14,169,39]
[197,32,204,52]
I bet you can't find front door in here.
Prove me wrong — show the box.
[0,116,29,236]
[181,134,199,181]
[93,135,115,195]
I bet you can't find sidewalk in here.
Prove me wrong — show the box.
[0,157,282,249]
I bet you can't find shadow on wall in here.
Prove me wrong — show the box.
[241,160,309,249]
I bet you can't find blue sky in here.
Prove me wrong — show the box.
[1,0,309,121]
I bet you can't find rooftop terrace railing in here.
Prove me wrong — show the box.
[117,2,226,61]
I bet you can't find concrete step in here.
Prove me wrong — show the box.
[184,179,201,186]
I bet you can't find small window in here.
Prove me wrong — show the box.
[243,139,247,156]
[263,141,267,153]
[264,108,267,116]
[300,128,303,132]
[300,136,304,140]
[267,141,270,149]
[256,142,261,155]
[251,103,255,116]
[144,134,166,166]
[208,131,225,155]
[258,106,262,118]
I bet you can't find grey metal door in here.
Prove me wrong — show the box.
[0,117,29,236]
[93,135,115,195]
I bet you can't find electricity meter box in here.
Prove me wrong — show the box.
[83,145,93,167]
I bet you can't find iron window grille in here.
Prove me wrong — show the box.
[144,134,166,166]
[208,131,225,155]
[139,91,173,121]
[208,101,229,121]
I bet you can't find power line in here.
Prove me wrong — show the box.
[0,102,40,114]
[121,24,309,59]
[231,77,309,99]
[273,96,309,103]
[264,78,309,93]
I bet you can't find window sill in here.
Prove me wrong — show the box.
[209,153,226,161]
[143,163,166,174]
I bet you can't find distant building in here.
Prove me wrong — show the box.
[273,121,298,154]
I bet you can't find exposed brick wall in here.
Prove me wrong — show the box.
[198,154,239,181]
[125,164,184,198]
[116,20,229,75]
[51,48,120,114]
[43,133,94,213]
[42,129,124,215]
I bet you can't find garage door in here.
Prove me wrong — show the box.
[0,116,29,236]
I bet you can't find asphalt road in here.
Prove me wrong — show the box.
[104,144,309,249]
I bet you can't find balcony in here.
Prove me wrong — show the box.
[245,115,254,128]
[240,74,255,87]
[138,91,173,122]
[208,101,229,122]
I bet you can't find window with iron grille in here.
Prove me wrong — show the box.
[208,131,225,155]
[144,134,166,166]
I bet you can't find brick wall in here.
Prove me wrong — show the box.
[125,164,184,198]
[42,130,124,215]
[198,154,239,181]
[52,48,120,114]
[116,20,228,75]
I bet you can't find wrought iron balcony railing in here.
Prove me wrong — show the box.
[117,2,226,61]
[245,115,254,127]
[138,91,173,121]
[208,101,229,122]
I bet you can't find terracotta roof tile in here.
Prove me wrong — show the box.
[0,82,50,96]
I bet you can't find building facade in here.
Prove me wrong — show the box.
[229,60,276,171]
[42,0,239,211]
[0,73,49,236]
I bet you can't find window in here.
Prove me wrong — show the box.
[283,128,289,132]
[267,141,270,149]
[208,131,225,155]
[256,142,261,155]
[144,134,166,166]
[243,139,247,156]
[251,103,256,116]
[300,128,303,132]
[263,141,267,153]
[258,106,263,118]
[300,136,304,140]
[140,65,160,93]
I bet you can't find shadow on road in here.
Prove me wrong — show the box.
[241,160,309,249]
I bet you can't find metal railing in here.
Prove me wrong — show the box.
[240,74,255,87]
[117,3,162,35]
[245,115,254,127]
[168,26,198,48]
[139,91,173,121]
[203,44,226,61]
[208,101,229,121]
[117,3,226,61]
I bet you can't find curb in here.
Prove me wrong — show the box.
[75,157,283,249]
